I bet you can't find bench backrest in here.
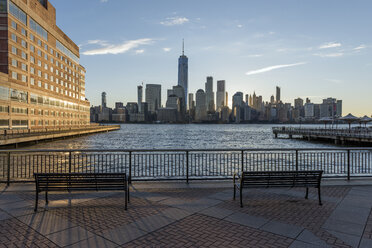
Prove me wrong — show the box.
[34,173,127,191]
[240,170,323,188]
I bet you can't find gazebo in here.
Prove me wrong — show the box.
[318,117,333,128]
[359,115,372,128]
[338,114,360,130]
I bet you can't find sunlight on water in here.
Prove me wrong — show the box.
[25,124,346,150]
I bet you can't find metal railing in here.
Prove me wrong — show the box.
[273,127,372,139]
[1,148,372,185]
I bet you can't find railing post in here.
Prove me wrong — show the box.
[186,151,189,184]
[68,151,72,173]
[241,150,244,171]
[347,149,350,181]
[295,150,299,171]
[129,151,132,184]
[7,152,11,186]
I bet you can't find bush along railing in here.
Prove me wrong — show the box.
[0,148,372,185]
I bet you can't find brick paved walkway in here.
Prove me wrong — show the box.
[1,181,372,247]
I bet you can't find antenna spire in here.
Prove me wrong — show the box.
[182,39,184,55]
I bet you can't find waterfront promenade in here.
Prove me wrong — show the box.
[1,180,372,247]
[273,127,372,145]
[0,125,120,147]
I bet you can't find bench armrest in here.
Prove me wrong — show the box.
[233,172,241,186]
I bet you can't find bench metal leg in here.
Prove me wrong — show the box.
[45,191,49,205]
[34,192,38,212]
[125,190,128,210]
[233,185,236,200]
[305,187,309,199]
[240,187,243,208]
[318,187,322,206]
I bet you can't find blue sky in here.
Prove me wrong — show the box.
[51,0,371,116]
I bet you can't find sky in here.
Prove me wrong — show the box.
[50,0,372,116]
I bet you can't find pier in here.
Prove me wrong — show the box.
[273,127,372,145]
[0,125,120,147]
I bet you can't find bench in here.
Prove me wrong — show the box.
[233,170,323,207]
[34,173,129,212]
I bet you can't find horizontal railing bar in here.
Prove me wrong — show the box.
[1,148,372,153]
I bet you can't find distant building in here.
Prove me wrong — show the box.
[320,98,342,118]
[157,108,178,123]
[145,84,161,113]
[294,98,304,109]
[137,85,143,113]
[102,92,107,108]
[115,102,124,109]
[178,40,188,108]
[195,89,207,121]
[276,86,281,103]
[205,76,215,112]
[216,80,226,112]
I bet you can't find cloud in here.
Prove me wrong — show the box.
[353,44,366,50]
[100,0,108,2]
[318,42,341,49]
[163,47,171,52]
[313,52,343,58]
[237,24,243,28]
[82,38,154,55]
[245,62,307,76]
[135,49,144,54]
[160,17,189,26]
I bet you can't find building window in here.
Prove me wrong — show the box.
[21,63,27,71]
[12,71,17,79]
[30,44,34,52]
[9,2,27,26]
[21,39,27,48]
[21,28,27,37]
[11,21,17,30]
[0,119,9,127]
[12,120,28,128]
[0,105,8,113]
[10,89,28,103]
[21,75,27,83]
[44,73,48,80]
[37,39,41,46]
[44,83,48,89]
[37,50,42,57]
[38,70,41,77]
[21,51,27,60]
[30,67,35,74]
[30,56,35,64]
[12,46,17,55]
[44,53,48,60]
[11,33,17,42]
[38,60,41,67]
[44,44,47,50]
[11,59,17,67]
[30,34,34,41]
[30,78,35,85]
[12,107,28,114]
[38,81,42,87]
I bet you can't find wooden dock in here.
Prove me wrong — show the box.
[0,125,120,147]
[273,127,372,145]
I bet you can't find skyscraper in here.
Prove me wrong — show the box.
[145,84,161,113]
[102,92,107,108]
[276,86,281,103]
[205,76,215,112]
[216,80,226,111]
[137,85,143,113]
[178,40,188,108]
[195,89,207,121]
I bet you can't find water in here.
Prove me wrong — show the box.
[25,124,345,150]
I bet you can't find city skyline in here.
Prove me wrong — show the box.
[51,0,372,116]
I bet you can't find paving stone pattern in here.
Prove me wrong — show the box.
[0,183,371,247]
